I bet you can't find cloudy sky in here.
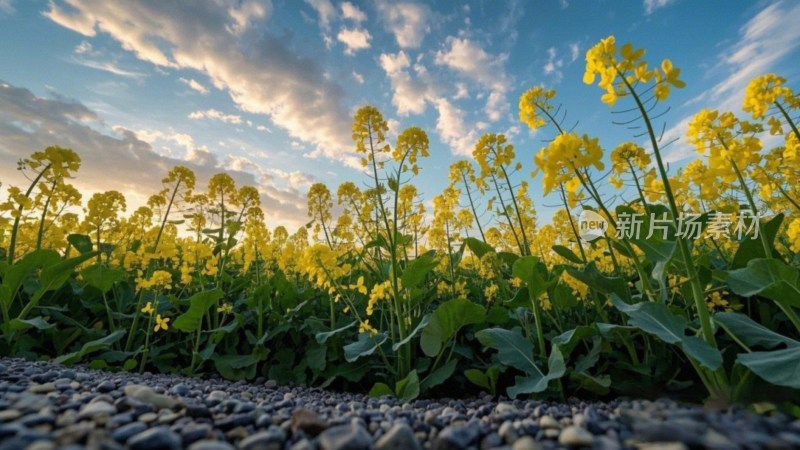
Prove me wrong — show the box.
[0,0,798,230]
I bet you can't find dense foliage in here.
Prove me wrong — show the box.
[1,36,799,408]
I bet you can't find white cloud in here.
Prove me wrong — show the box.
[44,0,355,166]
[337,27,371,55]
[569,42,580,62]
[543,47,564,81]
[352,70,364,84]
[0,82,309,229]
[379,51,431,116]
[485,91,507,122]
[434,36,509,92]
[376,0,430,49]
[340,1,366,22]
[454,82,469,100]
[662,1,800,163]
[0,0,14,13]
[188,109,243,125]
[227,0,269,35]
[644,0,676,15]
[304,0,336,29]
[433,98,479,157]
[179,77,209,94]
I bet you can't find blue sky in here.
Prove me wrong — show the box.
[0,0,798,229]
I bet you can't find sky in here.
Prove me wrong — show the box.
[0,0,798,231]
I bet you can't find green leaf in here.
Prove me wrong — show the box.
[463,237,495,258]
[728,258,800,308]
[369,382,393,398]
[306,345,327,372]
[715,312,798,350]
[39,251,100,293]
[565,262,630,301]
[400,251,438,289]
[420,359,457,391]
[80,264,125,294]
[552,245,584,264]
[395,370,420,402]
[67,234,93,254]
[738,346,800,389]
[54,330,126,365]
[732,213,783,269]
[344,332,388,362]
[212,353,258,380]
[551,326,598,358]
[464,369,490,390]
[681,336,722,370]
[173,289,224,332]
[611,297,686,344]
[420,299,485,357]
[4,316,54,332]
[512,256,549,299]
[476,327,540,375]
[507,346,566,398]
[610,295,722,370]
[392,314,430,351]
[0,249,61,305]
[315,320,357,344]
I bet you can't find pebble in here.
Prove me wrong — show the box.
[0,358,798,450]
[127,426,182,450]
[77,401,116,420]
[559,425,594,446]
[375,423,422,450]
[318,424,372,450]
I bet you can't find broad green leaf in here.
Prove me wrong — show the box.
[0,249,61,305]
[715,312,798,350]
[421,299,485,357]
[512,256,548,299]
[507,346,566,398]
[476,327,540,375]
[611,297,686,344]
[80,264,125,294]
[306,345,327,372]
[552,245,584,264]
[738,346,800,389]
[39,251,100,293]
[315,320,357,344]
[464,369,489,390]
[54,330,126,365]
[728,258,800,308]
[173,289,224,332]
[731,213,783,269]
[463,237,495,259]
[67,234,93,254]
[551,326,597,358]
[392,314,430,351]
[4,316,54,332]
[565,263,630,301]
[400,251,438,289]
[420,359,457,391]
[681,336,722,370]
[213,353,258,380]
[395,370,420,402]
[344,332,388,362]
[369,382,393,398]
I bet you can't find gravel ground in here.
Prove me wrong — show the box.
[1,358,799,450]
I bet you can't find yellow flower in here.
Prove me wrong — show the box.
[349,276,368,295]
[359,320,378,336]
[141,302,155,315]
[519,86,556,131]
[788,218,800,253]
[154,314,170,332]
[743,73,793,119]
[217,303,233,314]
